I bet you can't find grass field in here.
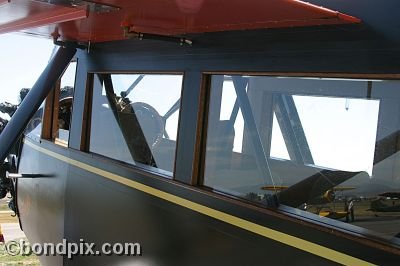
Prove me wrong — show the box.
[0,199,40,265]
[0,240,41,265]
[0,213,18,225]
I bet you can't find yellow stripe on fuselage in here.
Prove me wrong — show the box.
[24,140,375,266]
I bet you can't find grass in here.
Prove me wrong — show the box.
[0,238,40,265]
[0,205,10,212]
[0,198,18,224]
[0,254,40,266]
[0,213,18,224]
[0,199,40,266]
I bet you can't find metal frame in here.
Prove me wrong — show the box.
[274,94,314,165]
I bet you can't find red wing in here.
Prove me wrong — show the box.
[0,0,360,42]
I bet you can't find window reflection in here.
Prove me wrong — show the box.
[24,101,44,141]
[89,73,183,175]
[204,75,400,241]
[271,95,379,175]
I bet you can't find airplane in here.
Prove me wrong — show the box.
[262,185,356,221]
[262,185,356,204]
[369,192,400,213]
[0,0,399,265]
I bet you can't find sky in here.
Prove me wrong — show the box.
[218,79,379,177]
[0,33,54,118]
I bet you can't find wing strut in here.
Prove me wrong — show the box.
[231,76,276,190]
[0,45,76,162]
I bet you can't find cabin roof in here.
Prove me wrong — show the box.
[0,0,359,43]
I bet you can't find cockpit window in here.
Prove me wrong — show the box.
[24,101,44,141]
[53,61,76,146]
[24,61,76,145]
[203,74,400,241]
[89,73,183,176]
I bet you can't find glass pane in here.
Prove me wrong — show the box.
[270,113,290,160]
[89,73,183,175]
[271,95,379,174]
[203,75,400,242]
[204,76,274,202]
[24,101,44,141]
[54,62,76,146]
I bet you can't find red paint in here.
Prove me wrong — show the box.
[0,0,9,6]
[0,0,360,43]
[0,0,87,35]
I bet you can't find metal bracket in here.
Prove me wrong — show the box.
[53,38,87,50]
[122,26,193,46]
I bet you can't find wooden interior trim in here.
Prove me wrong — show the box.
[51,80,61,141]
[41,88,55,140]
[80,73,94,151]
[192,74,211,186]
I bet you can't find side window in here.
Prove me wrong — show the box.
[23,61,76,144]
[37,61,76,146]
[53,62,76,146]
[89,73,183,175]
[24,101,44,141]
[203,74,400,242]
